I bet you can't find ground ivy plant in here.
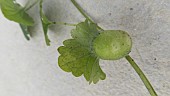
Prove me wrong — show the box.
[58,0,158,96]
[0,0,158,96]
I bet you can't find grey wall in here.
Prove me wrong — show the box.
[0,0,170,96]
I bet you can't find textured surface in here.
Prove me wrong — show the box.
[0,0,170,96]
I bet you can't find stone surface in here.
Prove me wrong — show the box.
[0,0,170,96]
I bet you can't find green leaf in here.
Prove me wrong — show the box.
[0,0,34,26]
[58,20,106,84]
[0,0,35,40]
[40,0,54,46]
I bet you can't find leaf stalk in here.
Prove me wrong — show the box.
[52,22,76,26]
[125,55,158,96]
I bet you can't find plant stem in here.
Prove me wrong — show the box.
[24,0,39,11]
[71,0,104,31]
[125,55,158,96]
[52,22,76,26]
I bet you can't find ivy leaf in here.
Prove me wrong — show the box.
[0,0,34,26]
[40,0,54,46]
[58,20,106,84]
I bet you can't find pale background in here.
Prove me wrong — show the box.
[0,0,170,96]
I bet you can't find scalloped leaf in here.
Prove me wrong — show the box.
[58,20,106,84]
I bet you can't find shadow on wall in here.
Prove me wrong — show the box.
[115,1,154,34]
[115,0,169,37]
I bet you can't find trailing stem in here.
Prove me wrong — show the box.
[24,0,40,11]
[71,0,104,31]
[125,55,157,96]
[71,0,158,96]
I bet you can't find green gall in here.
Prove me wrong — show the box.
[93,30,132,60]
